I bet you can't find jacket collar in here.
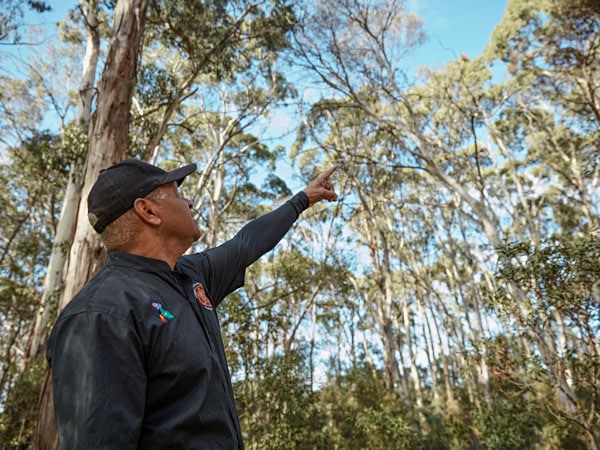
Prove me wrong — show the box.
[107,250,173,273]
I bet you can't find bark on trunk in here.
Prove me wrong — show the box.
[33,0,150,447]
[25,0,100,367]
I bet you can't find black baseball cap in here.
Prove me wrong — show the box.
[88,159,197,233]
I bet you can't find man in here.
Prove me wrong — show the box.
[46,158,338,449]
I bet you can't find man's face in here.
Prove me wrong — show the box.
[155,182,201,245]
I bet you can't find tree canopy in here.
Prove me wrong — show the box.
[0,0,598,448]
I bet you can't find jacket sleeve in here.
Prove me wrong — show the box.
[230,191,309,266]
[47,310,146,450]
[180,191,309,305]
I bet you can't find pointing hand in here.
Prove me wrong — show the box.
[303,166,339,207]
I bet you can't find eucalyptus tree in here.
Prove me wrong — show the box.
[482,1,600,446]
[494,237,600,449]
[0,30,82,443]
[486,0,600,234]
[291,1,599,445]
[0,132,68,447]
[136,0,295,157]
[293,99,405,395]
[26,0,102,368]
[33,0,150,446]
[290,97,459,431]
[129,0,298,251]
[29,0,301,447]
[430,202,495,406]
[233,243,350,448]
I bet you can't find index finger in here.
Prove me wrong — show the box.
[318,166,337,182]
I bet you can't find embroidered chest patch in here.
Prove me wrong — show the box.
[152,302,175,323]
[193,283,213,310]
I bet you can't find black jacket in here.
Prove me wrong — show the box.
[46,192,309,449]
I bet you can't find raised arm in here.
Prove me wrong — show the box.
[232,165,339,263]
[188,167,338,304]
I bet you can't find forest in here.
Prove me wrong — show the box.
[0,0,598,448]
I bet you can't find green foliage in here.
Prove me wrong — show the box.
[60,122,88,171]
[262,173,292,198]
[236,359,424,450]
[495,236,600,319]
[355,407,418,450]
[131,0,298,172]
[234,354,598,449]
[491,235,600,448]
[314,366,421,450]
[470,398,543,449]
[236,350,325,450]
[57,5,112,46]
[0,131,68,271]
[146,0,295,81]
[0,131,69,448]
[2,0,600,448]
[0,356,45,449]
[141,0,296,96]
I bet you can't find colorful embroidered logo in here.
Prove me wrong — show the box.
[152,302,175,323]
[193,283,213,310]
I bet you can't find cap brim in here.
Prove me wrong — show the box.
[163,163,197,186]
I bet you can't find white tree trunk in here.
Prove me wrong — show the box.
[26,0,100,365]
[34,0,150,447]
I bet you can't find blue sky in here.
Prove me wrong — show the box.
[14,0,511,186]
[37,0,508,63]
[407,0,508,67]
[25,1,510,74]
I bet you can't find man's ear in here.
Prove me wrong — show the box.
[132,197,162,226]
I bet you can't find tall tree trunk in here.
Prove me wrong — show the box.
[208,153,225,248]
[428,301,456,410]
[472,289,491,404]
[353,185,402,393]
[399,294,425,424]
[417,288,440,407]
[25,0,100,368]
[60,0,151,307]
[33,0,150,447]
